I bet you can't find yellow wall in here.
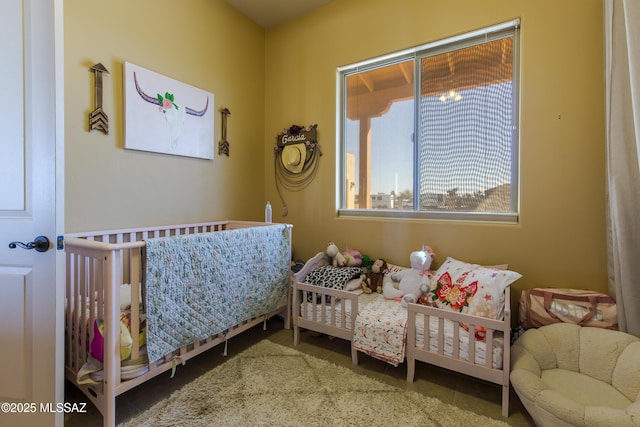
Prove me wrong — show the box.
[264,0,607,300]
[64,0,266,232]
[64,0,608,308]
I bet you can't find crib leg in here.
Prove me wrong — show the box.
[406,358,415,382]
[351,346,358,365]
[293,325,300,346]
[104,398,115,427]
[501,384,509,417]
[283,306,291,329]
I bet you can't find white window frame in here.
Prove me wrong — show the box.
[336,20,521,223]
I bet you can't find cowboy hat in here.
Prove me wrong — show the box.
[282,144,307,174]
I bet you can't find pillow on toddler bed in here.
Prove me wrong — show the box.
[379,263,408,297]
[385,263,406,275]
[304,265,364,291]
[428,257,521,321]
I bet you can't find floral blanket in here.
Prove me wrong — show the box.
[352,297,408,366]
[144,225,290,362]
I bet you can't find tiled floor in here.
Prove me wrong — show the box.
[64,318,535,426]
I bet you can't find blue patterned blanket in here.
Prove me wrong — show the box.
[144,224,290,362]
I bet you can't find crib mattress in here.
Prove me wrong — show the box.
[300,293,503,368]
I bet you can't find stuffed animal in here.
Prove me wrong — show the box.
[382,245,435,307]
[361,258,388,294]
[342,247,363,267]
[326,241,346,267]
[360,254,373,271]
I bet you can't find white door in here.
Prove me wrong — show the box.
[0,1,62,426]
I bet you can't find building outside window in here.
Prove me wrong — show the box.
[338,20,520,223]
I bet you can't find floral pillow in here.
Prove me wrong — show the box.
[429,257,521,321]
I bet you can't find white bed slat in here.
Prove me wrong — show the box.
[80,257,88,367]
[468,322,475,363]
[422,314,428,351]
[130,244,141,361]
[485,328,494,368]
[312,292,317,322]
[437,317,445,355]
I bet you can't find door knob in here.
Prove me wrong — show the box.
[8,236,50,253]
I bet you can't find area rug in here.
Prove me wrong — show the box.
[119,340,509,427]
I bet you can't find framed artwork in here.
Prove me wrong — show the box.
[123,62,214,159]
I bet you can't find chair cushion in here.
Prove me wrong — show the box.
[579,326,640,384]
[538,323,581,371]
[612,341,640,402]
[541,368,632,409]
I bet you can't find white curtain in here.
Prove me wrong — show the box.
[605,0,640,336]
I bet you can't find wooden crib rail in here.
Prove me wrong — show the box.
[65,220,289,241]
[65,237,144,251]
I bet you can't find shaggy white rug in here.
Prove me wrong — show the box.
[120,340,510,427]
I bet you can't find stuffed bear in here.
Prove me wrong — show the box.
[361,258,388,294]
[326,241,346,267]
[382,245,435,307]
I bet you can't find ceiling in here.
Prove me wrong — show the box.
[225,0,335,29]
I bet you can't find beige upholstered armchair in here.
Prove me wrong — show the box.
[511,323,640,426]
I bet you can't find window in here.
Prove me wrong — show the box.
[338,21,520,222]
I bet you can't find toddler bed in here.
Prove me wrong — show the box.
[292,252,518,417]
[406,289,512,417]
[65,220,292,427]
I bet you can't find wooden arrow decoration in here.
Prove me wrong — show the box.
[89,63,109,134]
[218,108,230,156]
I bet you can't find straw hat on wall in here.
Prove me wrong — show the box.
[281,144,307,173]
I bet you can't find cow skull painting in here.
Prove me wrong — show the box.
[155,90,186,147]
[124,62,215,159]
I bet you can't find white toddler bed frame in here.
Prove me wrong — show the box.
[293,252,361,364]
[64,220,292,427]
[406,290,511,417]
[292,251,511,417]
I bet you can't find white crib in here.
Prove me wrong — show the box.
[64,220,292,427]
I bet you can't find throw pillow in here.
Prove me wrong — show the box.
[305,265,364,290]
[429,257,521,321]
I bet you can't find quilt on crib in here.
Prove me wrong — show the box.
[144,224,290,362]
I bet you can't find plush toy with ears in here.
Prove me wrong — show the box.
[383,245,435,307]
[326,241,346,267]
[361,258,388,294]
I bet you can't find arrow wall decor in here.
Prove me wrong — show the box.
[218,108,230,156]
[89,63,109,134]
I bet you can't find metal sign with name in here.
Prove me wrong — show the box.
[276,126,317,148]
